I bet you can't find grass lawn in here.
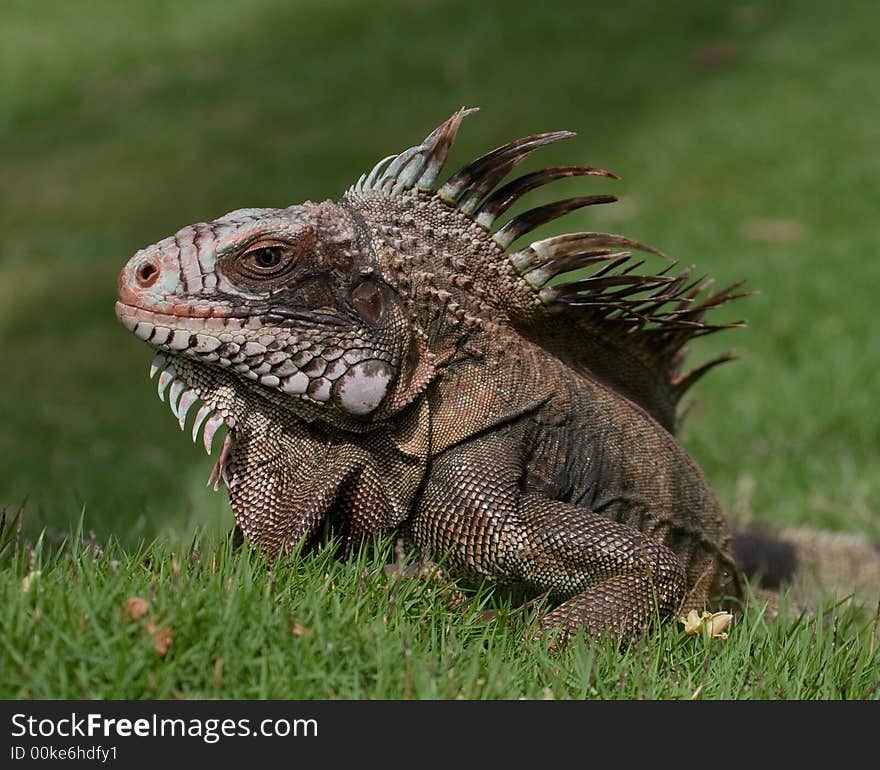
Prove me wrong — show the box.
[3,521,877,700]
[1,0,878,698]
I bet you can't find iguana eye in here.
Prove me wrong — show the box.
[252,247,281,268]
[242,246,281,270]
[238,242,296,279]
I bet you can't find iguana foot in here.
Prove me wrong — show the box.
[534,574,681,647]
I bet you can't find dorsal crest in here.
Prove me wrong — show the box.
[345,109,750,433]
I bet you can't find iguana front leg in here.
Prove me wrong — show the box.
[225,424,407,558]
[410,432,686,643]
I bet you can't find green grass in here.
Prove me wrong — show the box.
[1,0,878,698]
[2,522,877,700]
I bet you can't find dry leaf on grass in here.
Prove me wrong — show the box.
[144,621,173,656]
[124,596,150,621]
[288,617,313,638]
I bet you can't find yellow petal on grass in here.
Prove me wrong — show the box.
[679,609,705,635]
[706,611,733,639]
[679,609,733,639]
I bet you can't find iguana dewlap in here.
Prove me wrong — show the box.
[116,109,746,642]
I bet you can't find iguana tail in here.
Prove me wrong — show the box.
[733,526,880,606]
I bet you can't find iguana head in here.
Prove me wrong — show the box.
[116,200,439,445]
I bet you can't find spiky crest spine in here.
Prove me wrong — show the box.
[346,108,749,432]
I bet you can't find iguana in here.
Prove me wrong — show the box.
[115,109,751,642]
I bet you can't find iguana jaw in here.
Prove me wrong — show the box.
[115,275,402,416]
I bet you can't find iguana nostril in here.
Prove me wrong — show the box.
[136,260,159,287]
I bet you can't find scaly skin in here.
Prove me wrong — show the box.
[116,110,743,642]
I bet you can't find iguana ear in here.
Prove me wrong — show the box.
[332,277,435,418]
[349,276,386,325]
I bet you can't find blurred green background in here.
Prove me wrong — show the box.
[1,0,878,547]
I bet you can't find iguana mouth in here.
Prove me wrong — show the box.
[116,300,317,401]
[117,299,397,418]
[115,300,249,336]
